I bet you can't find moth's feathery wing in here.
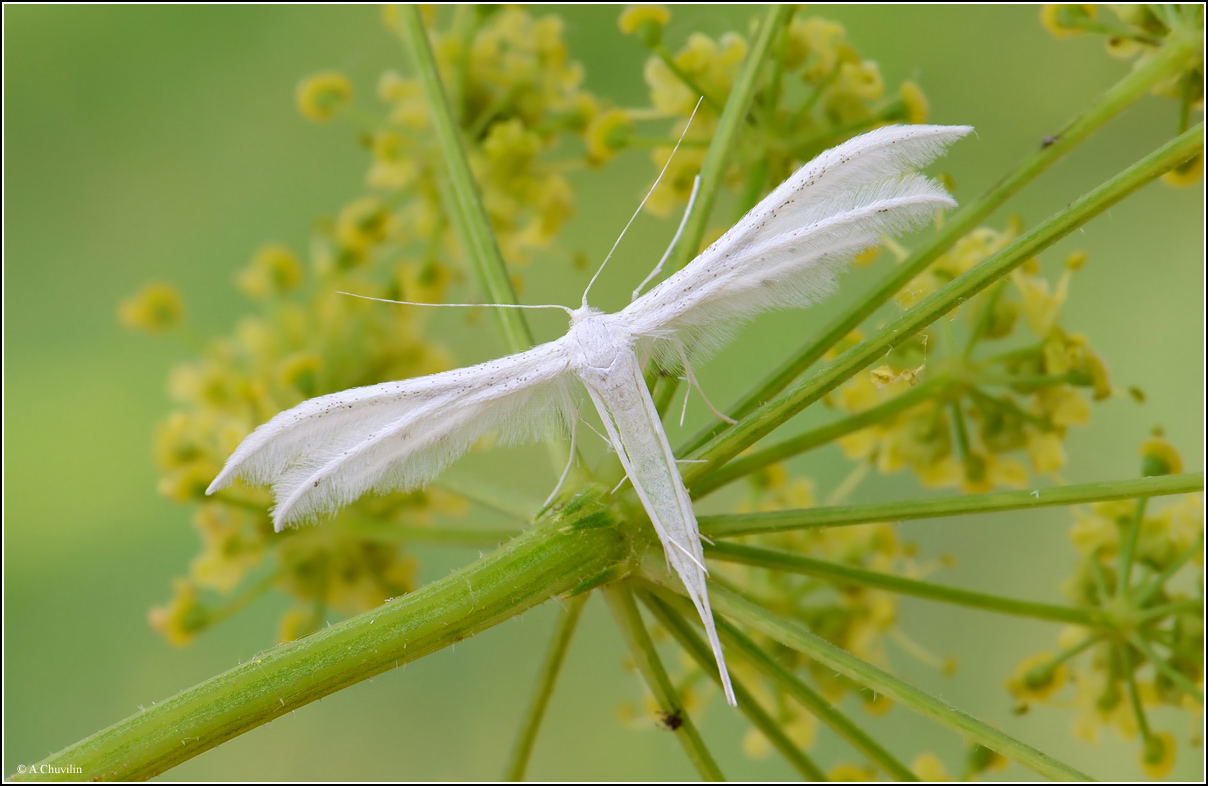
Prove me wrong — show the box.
[207,338,577,529]
[621,124,972,356]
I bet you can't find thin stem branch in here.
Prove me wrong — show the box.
[1129,634,1205,705]
[640,591,826,781]
[1135,531,1205,604]
[1117,496,1149,600]
[670,4,795,274]
[1120,644,1154,743]
[710,584,1093,781]
[642,582,918,781]
[1135,597,1204,622]
[505,594,590,780]
[692,376,948,498]
[397,4,532,351]
[706,540,1111,627]
[603,585,724,781]
[699,473,1205,537]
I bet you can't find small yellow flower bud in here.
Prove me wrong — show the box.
[118,282,184,334]
[829,763,877,781]
[148,578,209,647]
[296,72,353,123]
[277,607,317,644]
[899,81,929,124]
[1007,652,1069,702]
[911,752,953,781]
[1140,436,1183,476]
[1105,35,1143,59]
[837,60,884,101]
[336,196,395,253]
[237,244,303,300]
[278,352,323,399]
[1040,5,1097,38]
[966,744,1009,774]
[853,245,881,267]
[618,5,671,48]
[585,108,634,164]
[1162,151,1204,187]
[1141,731,1177,779]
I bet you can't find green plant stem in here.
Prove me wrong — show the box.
[603,585,724,781]
[1135,597,1204,622]
[706,540,1110,627]
[505,593,590,781]
[640,592,826,781]
[643,583,918,781]
[1135,532,1204,604]
[1120,644,1155,743]
[399,5,575,479]
[398,4,531,351]
[1118,496,1149,600]
[679,30,1205,455]
[671,4,795,273]
[643,4,794,406]
[691,376,948,498]
[683,125,1204,479]
[1129,634,1205,705]
[709,584,1093,781]
[699,472,1204,537]
[17,512,630,782]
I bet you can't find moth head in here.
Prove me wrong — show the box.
[568,304,604,327]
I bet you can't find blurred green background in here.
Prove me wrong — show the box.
[5,5,1202,781]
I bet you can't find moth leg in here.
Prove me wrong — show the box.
[675,342,737,424]
[632,173,702,302]
[609,474,630,495]
[542,413,579,510]
[577,412,612,448]
[666,536,709,575]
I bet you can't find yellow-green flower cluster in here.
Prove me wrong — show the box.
[1042,5,1204,186]
[833,221,1110,493]
[141,251,465,643]
[369,6,603,266]
[1007,439,1203,778]
[135,6,603,646]
[723,465,933,732]
[620,7,933,217]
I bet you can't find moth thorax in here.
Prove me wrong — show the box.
[569,312,628,370]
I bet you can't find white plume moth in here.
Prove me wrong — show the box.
[207,123,972,706]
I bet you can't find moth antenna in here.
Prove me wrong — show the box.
[633,174,701,302]
[581,96,705,308]
[337,291,574,316]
